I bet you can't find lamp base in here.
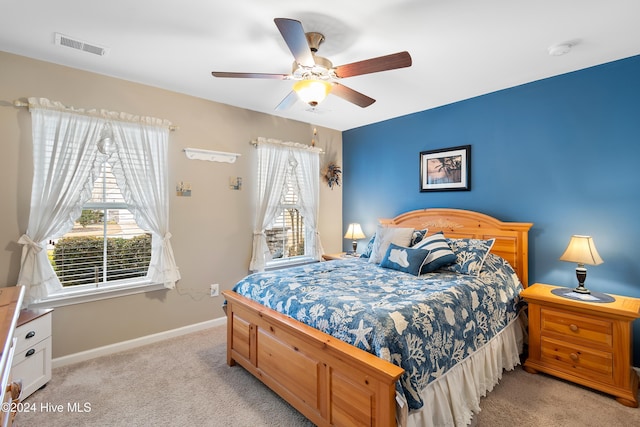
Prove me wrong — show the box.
[573,285,591,294]
[351,241,358,254]
[573,266,590,294]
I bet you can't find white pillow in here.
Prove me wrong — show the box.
[368,226,415,264]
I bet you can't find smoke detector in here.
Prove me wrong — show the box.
[548,43,573,56]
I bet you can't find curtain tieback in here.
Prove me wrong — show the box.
[163,232,172,242]
[18,234,43,253]
[253,232,266,237]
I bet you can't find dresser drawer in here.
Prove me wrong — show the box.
[540,307,613,347]
[11,336,51,400]
[15,313,51,354]
[540,336,614,384]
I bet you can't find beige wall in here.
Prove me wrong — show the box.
[0,51,343,358]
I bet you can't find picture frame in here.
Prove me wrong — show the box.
[420,145,471,192]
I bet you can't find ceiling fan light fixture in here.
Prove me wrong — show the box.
[212,18,411,111]
[293,79,332,107]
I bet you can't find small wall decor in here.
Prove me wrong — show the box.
[322,163,342,189]
[229,176,242,190]
[176,182,192,197]
[420,145,471,192]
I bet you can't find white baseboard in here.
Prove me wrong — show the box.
[48,318,640,375]
[52,316,227,369]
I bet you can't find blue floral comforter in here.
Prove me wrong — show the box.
[231,254,523,410]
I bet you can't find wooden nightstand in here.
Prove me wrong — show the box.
[521,283,640,407]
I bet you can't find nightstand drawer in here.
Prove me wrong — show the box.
[540,336,614,384]
[540,307,613,347]
[15,312,51,354]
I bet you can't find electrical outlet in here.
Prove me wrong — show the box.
[210,283,219,297]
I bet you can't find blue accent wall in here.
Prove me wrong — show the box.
[343,55,640,365]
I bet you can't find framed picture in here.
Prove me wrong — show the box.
[420,145,471,192]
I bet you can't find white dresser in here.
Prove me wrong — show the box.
[11,309,52,400]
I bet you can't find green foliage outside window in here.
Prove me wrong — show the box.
[77,209,104,228]
[52,234,152,286]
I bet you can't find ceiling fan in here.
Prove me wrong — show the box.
[211,18,412,110]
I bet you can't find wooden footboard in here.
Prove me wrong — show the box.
[223,290,404,427]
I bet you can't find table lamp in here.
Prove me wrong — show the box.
[344,223,366,254]
[559,235,604,294]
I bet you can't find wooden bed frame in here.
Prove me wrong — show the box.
[223,209,533,427]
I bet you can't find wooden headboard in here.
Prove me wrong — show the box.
[380,208,533,287]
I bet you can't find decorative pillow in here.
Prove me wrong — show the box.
[359,234,376,258]
[412,232,457,273]
[368,226,415,264]
[380,243,430,276]
[409,229,428,247]
[441,237,496,276]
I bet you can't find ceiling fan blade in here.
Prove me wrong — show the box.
[334,51,412,78]
[211,71,289,79]
[275,91,299,111]
[331,83,376,108]
[274,18,315,67]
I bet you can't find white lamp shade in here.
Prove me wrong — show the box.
[344,223,366,240]
[559,235,604,265]
[293,79,332,106]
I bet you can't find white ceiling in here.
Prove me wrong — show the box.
[2,0,639,131]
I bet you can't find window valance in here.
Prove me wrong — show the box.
[21,97,177,131]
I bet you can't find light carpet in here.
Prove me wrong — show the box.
[17,325,640,426]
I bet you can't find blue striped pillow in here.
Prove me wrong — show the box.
[412,232,457,273]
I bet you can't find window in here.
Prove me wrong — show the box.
[249,138,324,272]
[18,98,179,307]
[51,162,152,287]
[265,159,307,262]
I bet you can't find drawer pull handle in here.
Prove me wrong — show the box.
[570,352,579,362]
[25,348,36,357]
[25,331,36,339]
[569,324,579,332]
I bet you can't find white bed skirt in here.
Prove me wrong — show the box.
[399,315,524,427]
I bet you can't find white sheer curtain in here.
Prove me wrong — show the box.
[291,147,324,261]
[17,101,104,303]
[249,137,324,272]
[249,140,290,272]
[17,97,179,305]
[110,121,180,286]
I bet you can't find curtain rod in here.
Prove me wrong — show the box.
[251,137,324,153]
[13,100,179,131]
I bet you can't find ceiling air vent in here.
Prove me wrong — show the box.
[55,33,109,56]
